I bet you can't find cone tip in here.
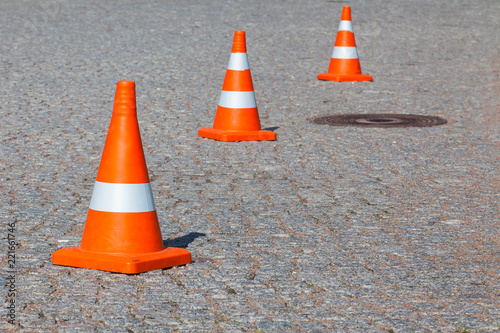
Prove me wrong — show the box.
[232,31,246,53]
[113,80,136,114]
[117,80,135,88]
[341,6,351,21]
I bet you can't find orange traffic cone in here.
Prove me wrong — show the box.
[198,31,276,141]
[318,6,373,82]
[52,81,191,274]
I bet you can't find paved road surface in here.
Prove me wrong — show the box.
[1,0,499,332]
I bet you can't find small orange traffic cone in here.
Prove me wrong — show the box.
[198,31,276,141]
[318,6,373,82]
[52,81,191,274]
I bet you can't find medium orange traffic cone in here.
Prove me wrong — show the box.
[318,6,373,82]
[52,81,191,274]
[198,31,276,141]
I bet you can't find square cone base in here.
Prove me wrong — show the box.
[317,73,373,82]
[52,246,191,274]
[198,128,276,142]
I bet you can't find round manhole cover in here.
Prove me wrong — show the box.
[310,114,447,128]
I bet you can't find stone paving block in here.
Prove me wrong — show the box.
[256,319,296,331]
[296,320,337,332]
[1,0,499,331]
[96,328,141,333]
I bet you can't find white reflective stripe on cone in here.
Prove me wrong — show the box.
[89,181,156,213]
[227,53,250,70]
[332,46,358,59]
[338,20,353,32]
[218,91,257,109]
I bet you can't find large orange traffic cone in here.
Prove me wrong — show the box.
[198,31,276,141]
[52,81,191,274]
[318,6,373,82]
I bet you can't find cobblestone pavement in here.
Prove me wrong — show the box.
[1,0,499,332]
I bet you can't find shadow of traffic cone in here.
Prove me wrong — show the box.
[198,31,276,141]
[52,81,191,274]
[318,6,373,82]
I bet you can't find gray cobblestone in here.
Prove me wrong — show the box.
[1,0,499,332]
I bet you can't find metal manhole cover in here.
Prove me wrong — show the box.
[310,114,447,128]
